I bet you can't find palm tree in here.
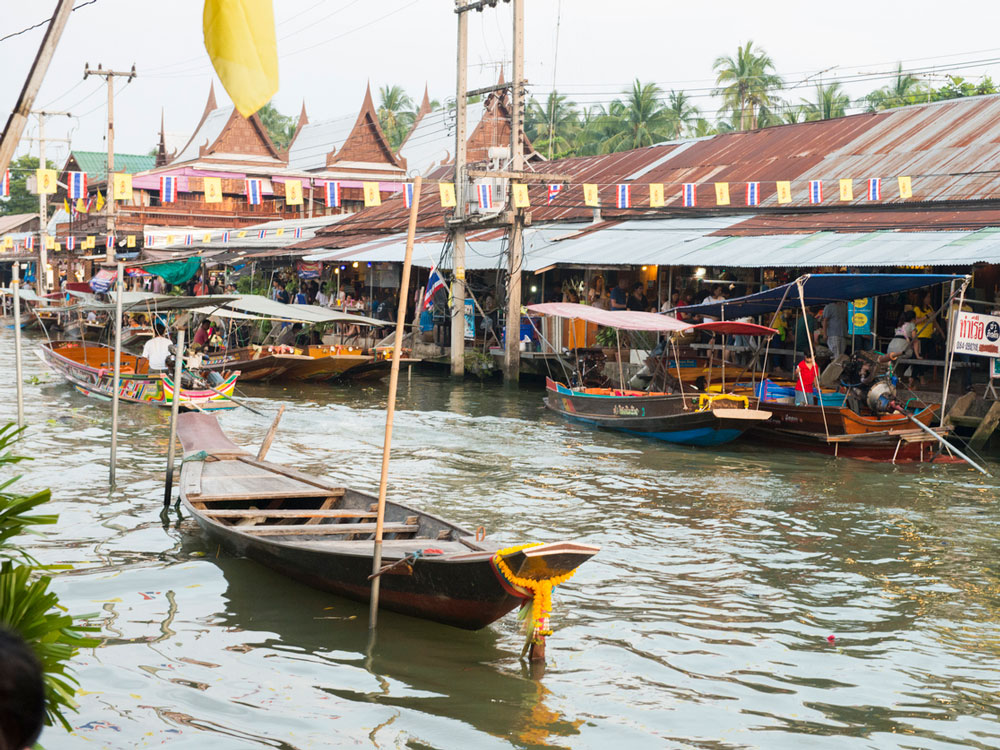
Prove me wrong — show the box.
[665,90,699,138]
[865,63,925,111]
[526,92,580,159]
[376,85,415,151]
[257,102,295,149]
[599,80,675,152]
[802,82,851,121]
[690,118,718,138]
[713,41,784,130]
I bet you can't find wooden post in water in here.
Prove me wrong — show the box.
[12,262,24,428]
[163,328,185,506]
[109,261,124,486]
[257,405,285,461]
[369,177,422,631]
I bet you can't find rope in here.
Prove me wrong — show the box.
[797,277,830,441]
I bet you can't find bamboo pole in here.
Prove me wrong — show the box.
[163,329,185,507]
[109,261,124,486]
[257,405,285,461]
[12,263,24,428]
[369,176,422,631]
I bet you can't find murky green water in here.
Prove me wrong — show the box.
[4,327,1000,749]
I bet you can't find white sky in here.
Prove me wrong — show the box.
[3,0,1000,168]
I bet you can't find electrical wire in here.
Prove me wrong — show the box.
[0,0,99,44]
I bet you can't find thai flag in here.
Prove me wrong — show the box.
[160,175,177,203]
[184,234,193,246]
[422,265,446,311]
[106,235,115,250]
[293,227,302,239]
[682,183,697,207]
[745,182,760,206]
[547,184,561,204]
[24,236,33,250]
[246,179,263,205]
[68,171,87,200]
[222,230,231,243]
[66,236,76,251]
[616,184,631,209]
[477,183,493,210]
[145,234,154,246]
[0,170,8,197]
[325,180,341,207]
[403,182,414,208]
[868,178,881,201]
[809,180,823,204]
[258,229,267,239]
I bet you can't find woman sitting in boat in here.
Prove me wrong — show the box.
[794,354,820,405]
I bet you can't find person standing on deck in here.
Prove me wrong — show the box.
[794,354,820,405]
[610,277,629,310]
[822,301,849,359]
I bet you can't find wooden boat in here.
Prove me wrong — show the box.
[197,345,312,382]
[545,377,771,446]
[198,344,399,383]
[40,340,239,410]
[176,413,599,631]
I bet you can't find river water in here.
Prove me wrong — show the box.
[4,328,1000,749]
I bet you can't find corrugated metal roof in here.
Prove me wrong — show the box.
[0,214,38,234]
[287,114,356,171]
[713,207,1000,235]
[69,151,156,182]
[398,102,485,177]
[173,106,234,164]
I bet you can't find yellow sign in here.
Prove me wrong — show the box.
[166,235,175,245]
[45,236,55,250]
[36,169,57,194]
[237,230,247,238]
[512,183,530,208]
[84,236,95,250]
[854,297,868,308]
[839,178,854,201]
[203,233,213,243]
[439,182,457,208]
[2,236,12,249]
[649,183,664,208]
[714,182,730,206]
[284,179,303,206]
[202,176,223,204]
[852,312,869,328]
[362,182,381,207]
[776,180,792,204]
[898,175,912,199]
[112,173,132,201]
[583,183,599,207]
[275,228,285,236]
[126,235,136,248]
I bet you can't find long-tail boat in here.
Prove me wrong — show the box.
[528,303,776,447]
[176,413,599,633]
[40,340,238,410]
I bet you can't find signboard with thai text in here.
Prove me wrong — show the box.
[953,311,1000,357]
[848,297,873,336]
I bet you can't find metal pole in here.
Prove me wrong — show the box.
[12,263,24,428]
[503,0,525,384]
[37,114,49,295]
[105,73,115,264]
[109,261,124,486]
[940,279,957,423]
[163,328,185,506]
[450,1,469,376]
[369,176,422,631]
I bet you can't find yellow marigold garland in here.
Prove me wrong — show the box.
[493,543,578,643]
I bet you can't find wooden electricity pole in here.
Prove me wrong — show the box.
[503,0,525,383]
[83,63,136,263]
[29,111,72,294]
[450,1,469,376]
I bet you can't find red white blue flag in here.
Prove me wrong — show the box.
[868,178,881,201]
[293,227,302,239]
[106,235,115,250]
[222,230,230,243]
[245,179,263,205]
[257,229,267,239]
[145,234,154,246]
[809,180,823,204]
[745,182,760,206]
[24,236,33,250]
[477,183,493,210]
[616,184,631,209]
[325,181,341,207]
[403,182,414,208]
[184,234,193,246]
[0,170,8,197]
[422,265,446,311]
[66,236,76,250]
[547,184,561,204]
[682,183,697,207]
[68,171,87,200]
[160,175,177,203]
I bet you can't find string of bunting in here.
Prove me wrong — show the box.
[0,225,305,253]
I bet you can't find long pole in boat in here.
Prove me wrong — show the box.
[109,261,124,486]
[369,176,422,631]
[163,328,185,506]
[12,262,24,428]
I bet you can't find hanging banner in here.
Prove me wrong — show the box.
[953,310,1000,357]
[203,176,223,204]
[36,169,58,194]
[439,182,456,208]
[112,173,133,201]
[512,183,530,208]
[362,182,381,207]
[296,260,321,279]
[848,297,873,335]
[285,179,303,206]
[464,298,475,340]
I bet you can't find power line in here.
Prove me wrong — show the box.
[0,0,98,44]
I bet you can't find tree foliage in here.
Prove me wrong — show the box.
[713,41,783,130]
[257,101,296,150]
[377,85,417,152]
[0,155,58,217]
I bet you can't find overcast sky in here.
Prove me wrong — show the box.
[4,0,1000,168]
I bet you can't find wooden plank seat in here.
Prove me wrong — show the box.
[205,509,374,519]
[240,521,419,537]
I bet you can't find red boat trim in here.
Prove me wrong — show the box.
[490,556,532,600]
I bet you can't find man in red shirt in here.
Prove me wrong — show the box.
[794,354,820,406]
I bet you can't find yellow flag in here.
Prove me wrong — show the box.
[649,183,664,208]
[84,236,95,250]
[776,181,792,204]
[63,198,70,214]
[284,179,303,206]
[76,198,87,214]
[839,179,854,201]
[3,236,12,249]
[95,191,106,212]
[439,182,457,208]
[202,176,222,203]
[166,235,175,245]
[36,169,57,194]
[275,228,285,236]
[45,236,55,250]
[583,183,599,207]
[203,0,278,118]
[512,183,530,208]
[362,182,381,207]
[112,173,132,201]
[237,230,247,238]
[126,235,136,248]
[203,232,213,242]
[54,243,61,252]
[715,182,730,206]
[898,175,912,199]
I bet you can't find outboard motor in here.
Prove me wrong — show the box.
[866,380,898,414]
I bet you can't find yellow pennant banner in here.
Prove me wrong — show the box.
[45,236,55,250]
[203,233,213,243]
[202,176,223,204]
[649,183,664,207]
[776,181,792,204]
[512,183,530,208]
[583,183,599,207]
[275,227,285,236]
[84,236,95,250]
[3,236,12,249]
[362,182,381,207]
[715,182,730,206]
[75,198,87,214]
[284,179,303,206]
[36,169,57,194]
[839,179,854,201]
[126,235,136,248]
[439,182,457,208]
[112,173,132,201]
[237,230,247,238]
[898,175,912,199]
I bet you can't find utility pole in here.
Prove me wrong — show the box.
[450,2,470,376]
[83,63,136,263]
[30,110,71,294]
[503,0,525,383]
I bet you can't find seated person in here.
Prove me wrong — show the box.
[141,322,172,371]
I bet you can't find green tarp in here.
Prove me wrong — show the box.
[145,257,202,285]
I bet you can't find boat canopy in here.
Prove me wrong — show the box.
[676,273,967,320]
[216,295,388,327]
[526,302,776,336]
